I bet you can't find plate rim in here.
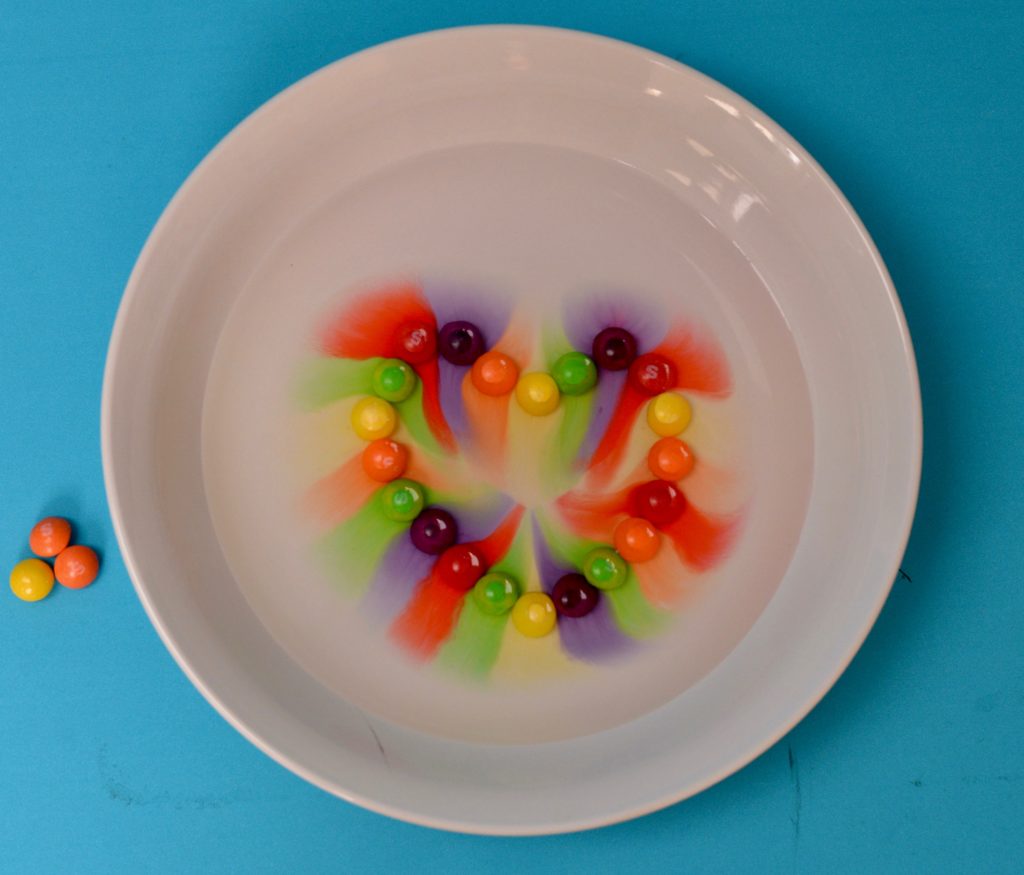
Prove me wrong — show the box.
[101,24,922,835]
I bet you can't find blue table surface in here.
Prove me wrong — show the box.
[2,2,1022,872]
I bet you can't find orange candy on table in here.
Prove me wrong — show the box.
[361,439,409,483]
[647,437,695,482]
[613,517,661,563]
[470,350,519,396]
[54,545,99,589]
[29,516,72,558]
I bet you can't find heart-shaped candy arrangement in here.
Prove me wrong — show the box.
[296,281,742,680]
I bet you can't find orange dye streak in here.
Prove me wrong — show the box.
[555,488,632,540]
[662,502,740,570]
[303,455,378,529]
[462,385,509,470]
[389,505,525,660]
[633,544,693,609]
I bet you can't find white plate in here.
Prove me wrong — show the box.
[102,26,920,834]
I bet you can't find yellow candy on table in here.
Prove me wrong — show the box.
[351,397,397,441]
[511,592,557,637]
[10,558,55,602]
[515,372,560,416]
[646,391,692,437]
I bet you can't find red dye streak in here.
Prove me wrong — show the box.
[318,281,455,450]
[655,325,732,396]
[389,505,525,660]
[413,358,455,451]
[586,384,646,473]
[662,502,739,570]
[303,455,378,529]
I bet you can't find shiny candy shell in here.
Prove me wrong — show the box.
[410,507,458,554]
[648,437,695,481]
[613,517,661,562]
[54,545,99,589]
[582,547,629,590]
[394,320,437,364]
[472,572,519,615]
[439,320,486,366]
[551,573,600,618]
[10,558,55,602]
[646,392,692,437]
[628,353,677,396]
[511,592,557,637]
[361,439,409,482]
[515,372,560,416]
[378,479,426,522]
[436,545,486,591]
[351,397,397,441]
[372,358,417,402]
[591,327,638,371]
[551,351,598,396]
[29,516,71,558]
[631,480,688,527]
[471,350,518,396]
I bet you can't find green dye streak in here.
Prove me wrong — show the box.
[534,514,668,639]
[548,393,593,489]
[396,381,442,455]
[294,358,379,410]
[317,498,407,596]
[436,523,530,679]
[604,569,668,639]
[541,325,572,367]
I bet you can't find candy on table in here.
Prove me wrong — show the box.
[361,438,409,482]
[551,351,598,396]
[438,320,486,366]
[409,507,458,555]
[436,544,486,591]
[511,591,557,637]
[515,372,560,416]
[10,558,55,602]
[472,572,519,615]
[29,516,72,558]
[631,480,688,527]
[648,437,695,481]
[394,320,437,364]
[613,517,661,562]
[470,350,519,396]
[628,352,677,396]
[591,326,638,371]
[646,391,692,437]
[378,478,426,522]
[371,358,417,402]
[54,545,99,589]
[582,546,629,590]
[351,396,398,441]
[551,572,600,618]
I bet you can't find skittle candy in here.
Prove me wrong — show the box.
[378,479,426,522]
[394,320,437,364]
[515,372,560,416]
[591,327,637,371]
[439,320,486,366]
[551,351,598,396]
[628,353,677,396]
[361,439,409,482]
[511,592,557,637]
[613,517,661,563]
[372,359,417,402]
[551,573,600,618]
[472,572,519,615]
[10,558,54,602]
[647,437,695,481]
[351,397,397,441]
[471,350,519,396]
[646,392,692,437]
[631,480,687,527]
[436,545,486,591]
[581,547,629,591]
[410,507,458,555]
[29,517,71,558]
